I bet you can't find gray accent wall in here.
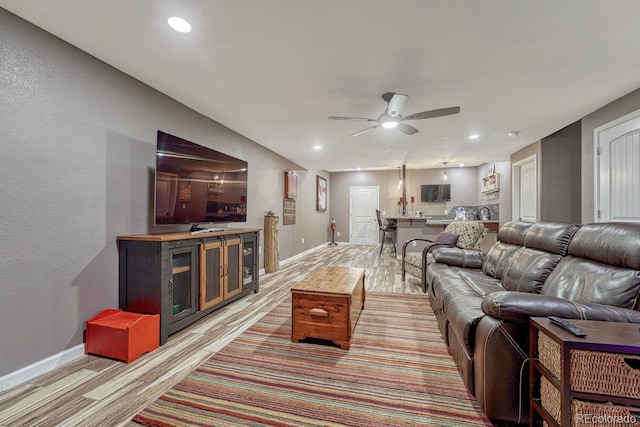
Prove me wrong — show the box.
[0,9,329,378]
[540,121,582,223]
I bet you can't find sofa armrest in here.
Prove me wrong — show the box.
[481,291,640,324]
[431,247,484,269]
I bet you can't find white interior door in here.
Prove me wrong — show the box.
[512,155,537,222]
[349,186,379,245]
[595,110,640,222]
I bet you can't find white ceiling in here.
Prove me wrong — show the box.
[3,1,640,172]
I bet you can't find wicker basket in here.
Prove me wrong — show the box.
[539,331,562,379]
[570,350,640,399]
[541,376,561,423]
[571,399,640,427]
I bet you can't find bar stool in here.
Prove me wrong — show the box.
[375,209,396,256]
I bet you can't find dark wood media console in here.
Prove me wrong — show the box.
[118,228,260,344]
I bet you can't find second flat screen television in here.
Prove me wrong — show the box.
[155,130,248,225]
[421,184,451,202]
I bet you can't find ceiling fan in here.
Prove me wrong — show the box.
[328,92,460,137]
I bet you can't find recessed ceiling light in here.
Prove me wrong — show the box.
[458,163,465,167]
[507,131,520,137]
[168,17,192,33]
[468,134,479,140]
[313,145,322,150]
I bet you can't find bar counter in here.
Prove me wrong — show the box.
[382,216,499,256]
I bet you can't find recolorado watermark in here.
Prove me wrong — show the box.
[575,413,638,425]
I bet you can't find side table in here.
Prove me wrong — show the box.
[530,317,640,426]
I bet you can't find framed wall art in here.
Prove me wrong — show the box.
[284,170,297,199]
[316,175,327,212]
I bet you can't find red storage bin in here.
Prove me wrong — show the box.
[86,309,159,363]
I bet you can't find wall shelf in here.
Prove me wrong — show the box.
[481,173,500,193]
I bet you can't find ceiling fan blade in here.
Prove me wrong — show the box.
[328,116,377,122]
[350,125,380,137]
[396,123,419,135]
[403,106,461,121]
[386,93,409,117]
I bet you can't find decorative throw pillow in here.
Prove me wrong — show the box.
[434,232,459,246]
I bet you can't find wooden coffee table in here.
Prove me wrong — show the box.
[291,266,365,350]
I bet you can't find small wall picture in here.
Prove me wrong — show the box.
[284,170,297,199]
[283,198,296,225]
[316,175,327,211]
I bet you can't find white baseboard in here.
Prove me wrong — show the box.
[279,242,333,266]
[0,344,86,392]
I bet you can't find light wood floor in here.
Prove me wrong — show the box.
[0,244,422,427]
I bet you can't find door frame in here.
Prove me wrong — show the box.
[512,154,538,222]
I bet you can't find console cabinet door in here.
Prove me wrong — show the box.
[169,245,199,321]
[224,237,243,299]
[242,234,258,290]
[200,241,223,310]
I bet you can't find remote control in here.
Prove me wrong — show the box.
[548,316,587,337]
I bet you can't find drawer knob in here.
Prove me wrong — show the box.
[310,308,329,317]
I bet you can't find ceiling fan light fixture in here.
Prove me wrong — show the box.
[381,121,399,129]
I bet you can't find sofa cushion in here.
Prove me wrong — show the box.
[481,221,533,279]
[430,266,503,300]
[523,222,580,255]
[496,221,533,246]
[434,231,460,246]
[567,222,640,269]
[481,242,521,279]
[501,248,562,293]
[541,256,640,309]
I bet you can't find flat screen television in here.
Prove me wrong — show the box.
[421,184,451,202]
[155,130,248,226]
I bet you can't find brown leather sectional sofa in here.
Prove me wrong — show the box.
[425,221,640,425]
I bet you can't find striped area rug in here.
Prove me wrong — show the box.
[133,293,493,427]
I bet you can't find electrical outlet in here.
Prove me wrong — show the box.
[412,241,417,247]
[444,209,449,215]
[301,237,305,244]
[382,210,385,215]
[336,231,340,237]
[259,246,262,254]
